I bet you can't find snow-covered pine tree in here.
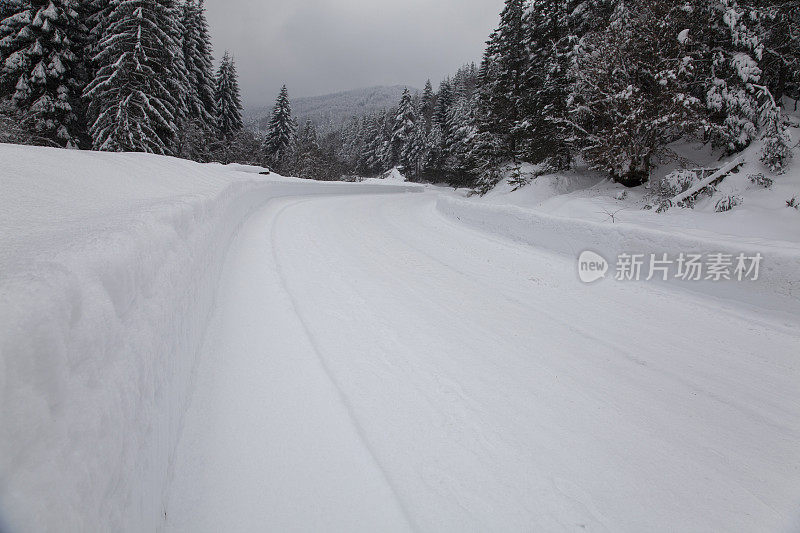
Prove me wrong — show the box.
[702,0,763,153]
[429,79,455,175]
[759,90,792,173]
[84,0,112,75]
[358,112,383,175]
[433,78,453,130]
[264,84,296,172]
[402,117,427,180]
[421,122,443,179]
[377,108,394,171]
[84,0,184,154]
[734,0,800,103]
[702,0,794,172]
[181,0,215,129]
[477,0,529,160]
[337,114,362,169]
[566,0,706,186]
[388,88,416,169]
[0,0,86,146]
[443,95,478,186]
[214,51,243,139]
[518,0,572,167]
[296,119,323,180]
[420,79,434,131]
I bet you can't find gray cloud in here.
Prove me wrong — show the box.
[204,0,505,108]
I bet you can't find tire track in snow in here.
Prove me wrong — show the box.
[269,197,420,533]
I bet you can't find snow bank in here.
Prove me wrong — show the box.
[0,144,414,532]
[436,195,800,314]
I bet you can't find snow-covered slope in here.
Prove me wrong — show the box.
[438,140,800,314]
[0,144,416,532]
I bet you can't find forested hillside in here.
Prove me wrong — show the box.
[0,0,252,162]
[321,0,798,190]
[1,0,797,190]
[249,85,417,135]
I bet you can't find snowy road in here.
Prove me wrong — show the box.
[165,191,800,532]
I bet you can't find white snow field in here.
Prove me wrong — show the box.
[1,143,799,532]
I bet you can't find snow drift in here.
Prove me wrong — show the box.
[0,144,416,532]
[436,195,800,314]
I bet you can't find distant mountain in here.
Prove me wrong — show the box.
[247,85,419,134]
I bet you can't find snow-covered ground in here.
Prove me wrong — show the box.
[166,191,800,532]
[437,138,800,315]
[0,144,416,532]
[1,143,799,532]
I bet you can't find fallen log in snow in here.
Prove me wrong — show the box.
[668,156,746,208]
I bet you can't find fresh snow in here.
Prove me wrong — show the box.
[0,144,416,532]
[1,143,799,532]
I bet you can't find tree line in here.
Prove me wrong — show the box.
[2,0,797,189]
[318,0,798,188]
[0,0,247,162]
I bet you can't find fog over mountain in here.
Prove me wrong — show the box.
[249,85,419,133]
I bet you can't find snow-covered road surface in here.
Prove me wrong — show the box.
[165,191,800,532]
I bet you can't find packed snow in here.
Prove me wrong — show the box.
[1,143,799,532]
[0,144,416,532]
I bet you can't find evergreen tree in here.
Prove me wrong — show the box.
[296,119,323,179]
[214,51,243,139]
[338,114,362,169]
[359,112,384,175]
[0,0,86,146]
[433,78,453,129]
[388,88,416,168]
[566,0,707,186]
[478,0,529,160]
[181,0,215,128]
[517,0,573,167]
[84,0,112,77]
[421,123,443,179]
[264,84,296,172]
[420,79,434,131]
[402,120,427,180]
[443,96,478,186]
[84,0,185,154]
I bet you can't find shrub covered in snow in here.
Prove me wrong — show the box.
[748,172,773,188]
[715,194,743,212]
[653,169,698,199]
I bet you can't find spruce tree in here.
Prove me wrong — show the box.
[214,51,243,139]
[518,0,572,167]
[181,0,216,129]
[359,112,383,175]
[0,0,86,146]
[84,0,112,77]
[264,85,296,172]
[479,0,529,160]
[84,0,184,154]
[443,96,478,186]
[433,79,453,130]
[420,79,434,131]
[388,88,416,169]
[296,119,324,180]
[403,120,428,180]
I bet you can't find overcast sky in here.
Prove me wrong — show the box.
[204,0,506,109]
